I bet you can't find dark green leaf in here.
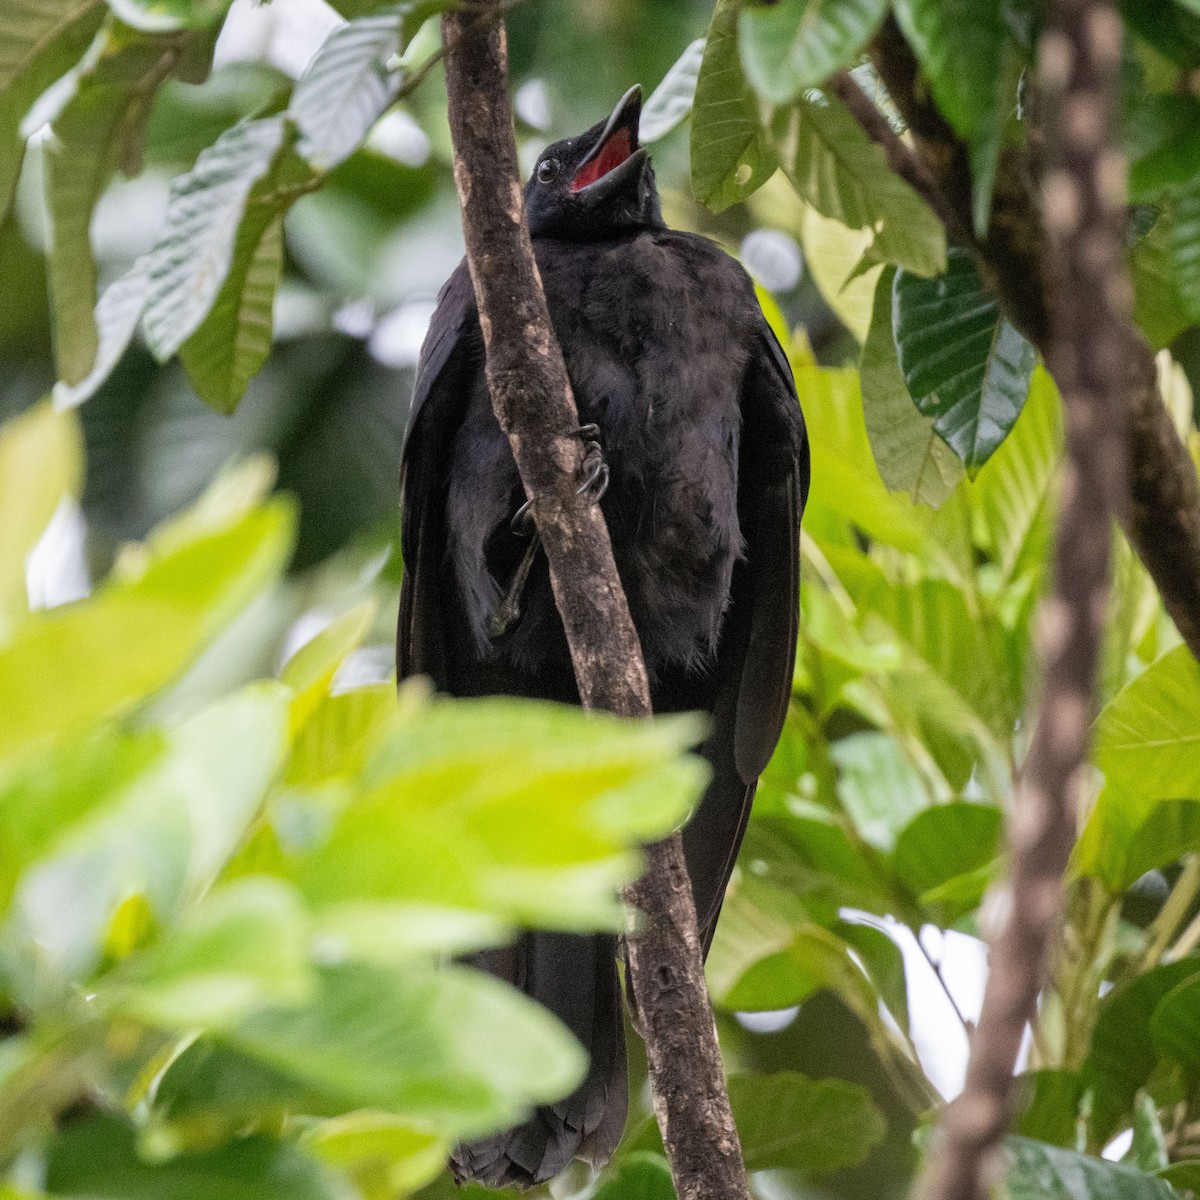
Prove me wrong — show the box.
[1082,959,1200,1142]
[1150,973,1200,1077]
[893,247,1036,471]
[1127,95,1200,202]
[738,0,889,104]
[1006,1136,1177,1200]
[1121,0,1200,71]
[1171,173,1200,322]
[1132,211,1194,349]
[592,1153,675,1200]
[106,0,232,32]
[691,0,776,211]
[891,802,1002,920]
[1130,1092,1169,1173]
[1015,1070,1084,1149]
[834,917,909,1032]
[729,1072,887,1175]
[0,0,105,225]
[860,266,964,506]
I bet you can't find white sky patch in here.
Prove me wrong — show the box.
[26,497,90,610]
[369,299,436,368]
[368,110,431,168]
[215,0,343,78]
[515,79,552,131]
[740,229,803,294]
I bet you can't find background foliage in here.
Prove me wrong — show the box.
[3,0,1200,1198]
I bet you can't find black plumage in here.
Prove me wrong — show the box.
[396,86,809,1188]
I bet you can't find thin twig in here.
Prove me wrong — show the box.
[916,929,973,1034]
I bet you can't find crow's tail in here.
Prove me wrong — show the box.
[450,932,628,1188]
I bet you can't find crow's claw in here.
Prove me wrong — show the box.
[508,425,608,536]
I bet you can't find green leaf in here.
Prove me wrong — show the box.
[1132,210,1195,350]
[974,365,1063,586]
[51,257,150,408]
[105,0,231,32]
[738,0,889,104]
[1120,0,1200,71]
[0,0,105,225]
[114,878,312,1029]
[797,203,879,343]
[729,1072,886,1174]
[592,1153,675,1200]
[891,802,1002,918]
[0,402,82,636]
[46,25,192,385]
[291,13,403,170]
[1127,96,1200,202]
[893,247,1036,472]
[2,687,288,993]
[691,0,777,212]
[281,599,378,721]
[834,916,909,1032]
[46,1115,340,1200]
[225,961,586,1136]
[178,213,283,412]
[1082,959,1200,1142]
[1006,1136,1178,1200]
[142,116,311,362]
[640,38,704,142]
[1095,644,1200,801]
[772,94,946,277]
[1130,1092,1169,1173]
[860,266,964,506]
[891,0,1027,234]
[1015,1069,1085,1148]
[0,499,293,761]
[830,732,928,852]
[1171,173,1200,322]
[305,1112,448,1199]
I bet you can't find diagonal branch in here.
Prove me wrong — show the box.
[438,13,750,1200]
[907,4,1130,1198]
[859,15,1200,665]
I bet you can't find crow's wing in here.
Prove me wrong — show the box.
[681,322,809,947]
[397,260,479,683]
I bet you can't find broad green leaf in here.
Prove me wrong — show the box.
[592,1153,675,1200]
[291,13,403,170]
[792,359,926,551]
[281,599,378,727]
[860,266,964,506]
[286,683,399,786]
[691,0,776,212]
[1171,173,1200,322]
[114,878,312,1029]
[830,732,928,852]
[834,917,909,1032]
[891,802,1002,923]
[1015,1069,1085,1149]
[46,1115,340,1200]
[1150,973,1200,1078]
[225,961,586,1137]
[891,0,1026,234]
[1132,211,1195,350]
[0,0,105,224]
[1082,959,1200,1142]
[142,116,311,362]
[1120,0,1200,72]
[1127,96,1200,202]
[640,38,704,142]
[178,213,283,412]
[772,95,946,277]
[2,687,288,993]
[797,203,879,343]
[729,1072,886,1174]
[1095,644,1200,800]
[1006,1136,1177,1200]
[974,365,1063,585]
[305,1112,448,1199]
[893,247,1036,472]
[46,25,190,385]
[106,0,231,32]
[738,0,888,104]
[0,402,82,635]
[0,500,293,761]
[52,257,150,408]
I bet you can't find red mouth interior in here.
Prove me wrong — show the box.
[570,128,633,192]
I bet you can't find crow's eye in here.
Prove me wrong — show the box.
[536,158,560,183]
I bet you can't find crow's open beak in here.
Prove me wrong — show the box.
[571,85,648,203]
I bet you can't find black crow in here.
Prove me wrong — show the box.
[397,84,809,1188]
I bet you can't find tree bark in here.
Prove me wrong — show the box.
[439,13,751,1200]
[914,4,1129,1199]
[864,15,1200,666]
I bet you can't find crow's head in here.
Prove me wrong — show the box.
[525,86,662,239]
